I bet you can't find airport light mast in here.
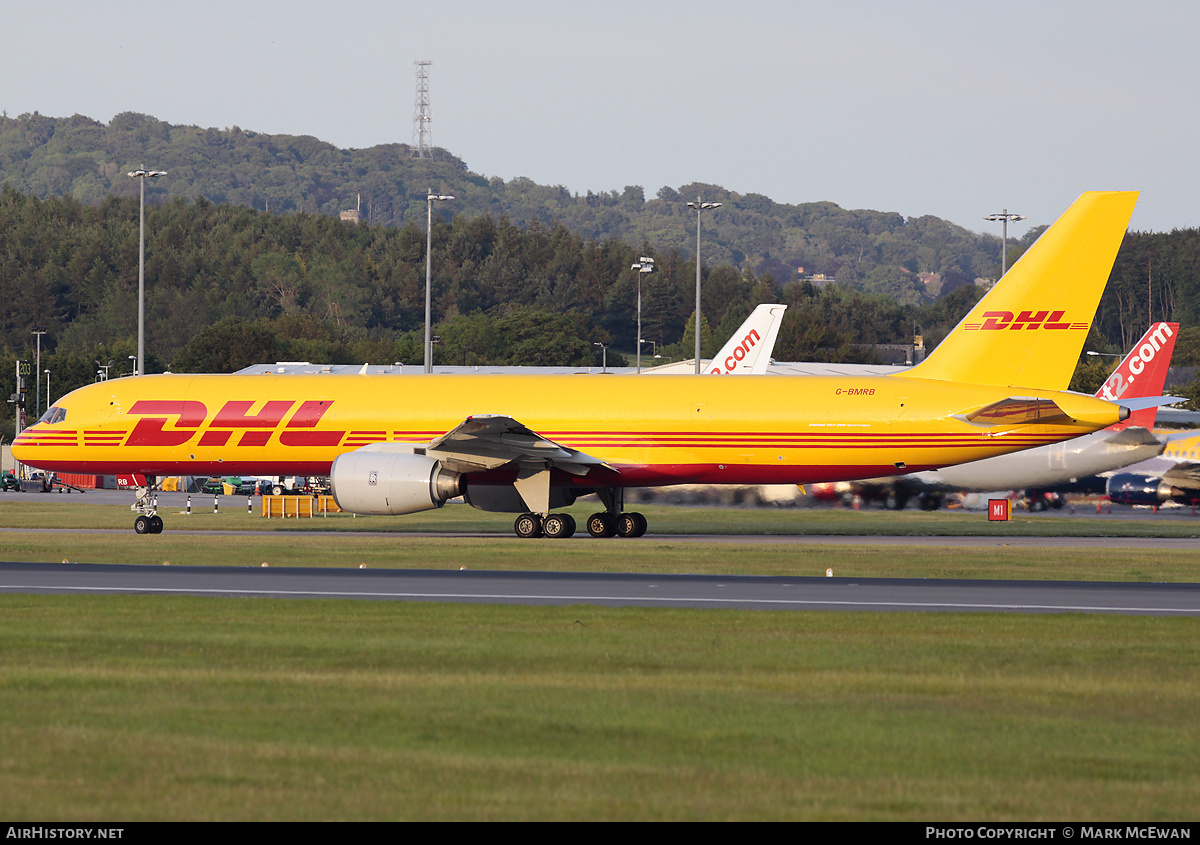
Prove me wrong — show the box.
[984,209,1026,277]
[425,192,455,373]
[30,329,46,418]
[594,341,609,374]
[631,257,655,372]
[127,168,167,377]
[687,200,721,373]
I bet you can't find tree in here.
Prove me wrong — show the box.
[173,318,281,373]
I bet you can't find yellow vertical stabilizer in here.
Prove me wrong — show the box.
[900,191,1138,390]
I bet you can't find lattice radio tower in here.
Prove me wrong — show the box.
[412,59,433,158]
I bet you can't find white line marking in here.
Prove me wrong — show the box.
[0,584,1196,613]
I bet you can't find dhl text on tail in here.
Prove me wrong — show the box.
[13,191,1140,538]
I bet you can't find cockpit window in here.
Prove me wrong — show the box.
[37,406,67,425]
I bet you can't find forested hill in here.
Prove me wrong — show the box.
[1,179,1010,440]
[0,111,1012,304]
[5,110,1200,384]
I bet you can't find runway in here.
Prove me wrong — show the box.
[5,490,1200,614]
[9,525,1200,551]
[2,561,1198,615]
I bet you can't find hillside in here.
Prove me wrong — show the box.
[0,111,1010,304]
[3,108,1199,433]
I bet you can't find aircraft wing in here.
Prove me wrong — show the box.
[1151,460,1200,494]
[1104,426,1167,448]
[426,414,614,476]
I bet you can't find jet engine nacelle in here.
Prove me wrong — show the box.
[1106,473,1174,506]
[330,444,462,515]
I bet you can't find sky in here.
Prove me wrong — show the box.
[5,0,1199,238]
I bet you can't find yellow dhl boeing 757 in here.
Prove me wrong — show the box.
[15,191,1139,538]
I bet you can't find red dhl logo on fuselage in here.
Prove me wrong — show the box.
[126,399,343,448]
[963,310,1088,331]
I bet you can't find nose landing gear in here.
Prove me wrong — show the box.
[134,514,164,534]
[131,476,164,534]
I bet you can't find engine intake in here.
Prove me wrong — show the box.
[330,444,462,515]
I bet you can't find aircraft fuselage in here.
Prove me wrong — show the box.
[14,372,1123,487]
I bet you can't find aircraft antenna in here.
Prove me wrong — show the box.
[412,59,433,159]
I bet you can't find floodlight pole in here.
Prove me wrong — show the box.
[425,191,455,374]
[984,209,1026,277]
[687,200,721,373]
[631,257,655,372]
[127,168,167,376]
[31,329,46,418]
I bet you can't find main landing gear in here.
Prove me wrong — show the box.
[511,510,647,539]
[584,511,647,538]
[511,488,647,539]
[131,476,164,534]
[514,512,576,539]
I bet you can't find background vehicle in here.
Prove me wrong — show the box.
[201,476,257,495]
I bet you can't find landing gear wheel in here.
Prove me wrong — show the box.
[134,515,151,535]
[616,512,648,538]
[586,512,617,538]
[514,513,544,539]
[149,515,164,534]
[542,513,576,539]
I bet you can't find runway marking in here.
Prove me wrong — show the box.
[1,583,1197,614]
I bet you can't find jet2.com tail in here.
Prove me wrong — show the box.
[1095,321,1179,430]
[900,191,1139,392]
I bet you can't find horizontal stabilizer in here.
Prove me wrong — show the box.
[1119,395,1185,411]
[955,397,1071,427]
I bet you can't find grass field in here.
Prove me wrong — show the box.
[2,501,1199,820]
[4,501,1200,582]
[4,530,1200,582]
[1,595,1197,821]
[7,497,1200,537]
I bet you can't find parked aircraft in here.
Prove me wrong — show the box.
[1106,426,1200,507]
[824,322,1180,510]
[13,191,1139,537]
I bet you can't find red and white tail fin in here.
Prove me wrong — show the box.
[1094,322,1179,429]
